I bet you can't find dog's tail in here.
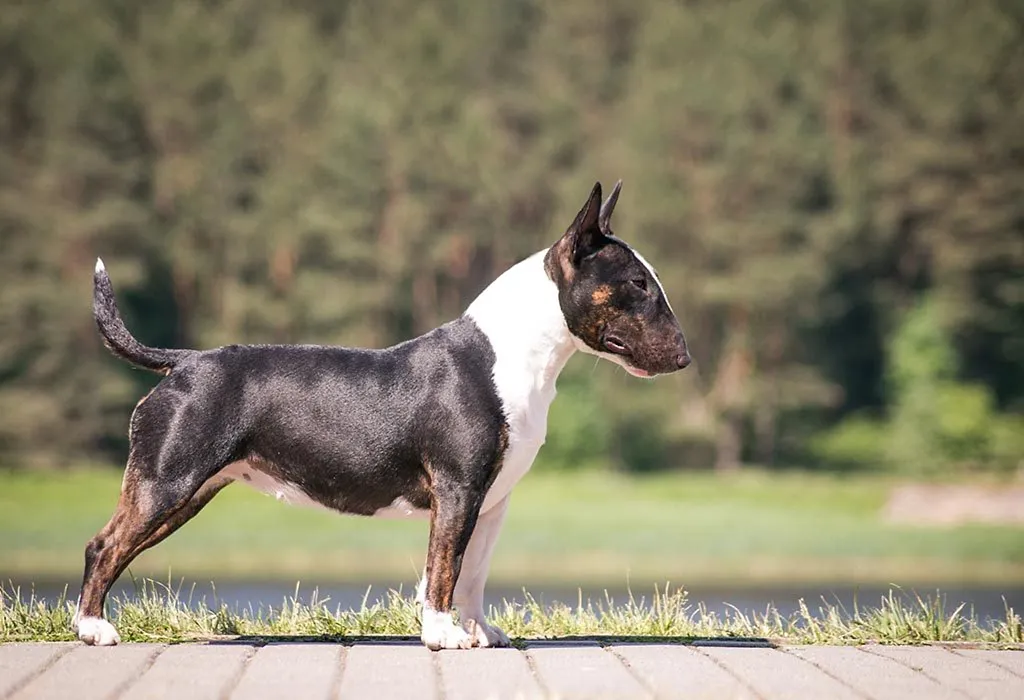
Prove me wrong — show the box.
[93,258,194,373]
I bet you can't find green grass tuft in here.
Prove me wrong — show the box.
[2,580,1021,646]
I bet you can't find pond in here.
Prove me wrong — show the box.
[7,577,1021,624]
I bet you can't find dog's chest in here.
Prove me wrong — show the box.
[481,386,553,512]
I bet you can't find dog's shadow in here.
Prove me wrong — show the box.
[207,634,774,649]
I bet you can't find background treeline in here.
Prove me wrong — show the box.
[1,0,1022,474]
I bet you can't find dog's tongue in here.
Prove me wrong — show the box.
[624,366,652,378]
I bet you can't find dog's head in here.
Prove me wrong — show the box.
[544,181,690,378]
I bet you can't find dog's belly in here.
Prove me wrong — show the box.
[218,461,330,512]
[372,496,430,519]
[214,460,432,519]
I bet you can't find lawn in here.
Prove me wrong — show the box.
[3,582,1022,645]
[2,467,1023,587]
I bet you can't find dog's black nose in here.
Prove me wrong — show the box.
[676,352,691,369]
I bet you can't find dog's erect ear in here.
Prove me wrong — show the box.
[598,179,622,234]
[566,182,606,266]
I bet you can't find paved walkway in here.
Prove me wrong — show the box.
[1,639,1021,699]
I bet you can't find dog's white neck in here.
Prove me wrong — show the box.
[464,250,576,433]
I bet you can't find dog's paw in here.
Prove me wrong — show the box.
[462,618,511,648]
[77,617,120,646]
[421,608,474,651]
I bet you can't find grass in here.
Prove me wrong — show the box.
[2,579,1021,646]
[2,467,1024,587]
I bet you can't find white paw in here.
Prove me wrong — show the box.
[462,618,511,648]
[421,607,474,650]
[77,616,120,646]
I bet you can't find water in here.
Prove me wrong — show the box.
[7,577,1021,623]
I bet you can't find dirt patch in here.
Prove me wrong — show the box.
[883,483,1024,526]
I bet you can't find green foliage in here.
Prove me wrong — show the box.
[0,0,1022,470]
[886,297,1019,474]
[992,416,1024,473]
[809,414,889,470]
[538,366,612,471]
[886,297,957,473]
[812,297,1022,473]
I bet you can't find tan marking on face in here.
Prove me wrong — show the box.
[575,302,623,349]
[591,285,612,305]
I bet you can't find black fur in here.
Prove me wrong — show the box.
[98,266,508,518]
[93,263,193,374]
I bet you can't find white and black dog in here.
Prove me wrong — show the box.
[76,181,690,650]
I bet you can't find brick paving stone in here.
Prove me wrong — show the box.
[525,642,650,699]
[118,643,253,700]
[700,645,863,700]
[954,649,1024,679]
[229,644,343,700]
[611,644,756,700]
[787,645,964,700]
[336,642,437,700]
[867,646,1023,700]
[437,648,544,700]
[10,644,162,700]
[0,643,75,698]
[5,641,1023,700]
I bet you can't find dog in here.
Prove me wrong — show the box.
[74,180,690,650]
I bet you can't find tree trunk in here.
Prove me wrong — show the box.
[715,412,743,473]
[753,400,776,467]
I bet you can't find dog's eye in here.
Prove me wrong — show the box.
[631,278,647,292]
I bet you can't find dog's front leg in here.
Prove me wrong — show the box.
[453,496,511,647]
[420,491,482,650]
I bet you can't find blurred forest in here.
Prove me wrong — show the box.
[1,0,1022,474]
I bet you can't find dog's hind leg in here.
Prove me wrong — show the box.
[75,447,232,645]
[125,478,230,560]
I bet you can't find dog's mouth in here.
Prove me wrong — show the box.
[601,333,631,358]
[601,334,654,379]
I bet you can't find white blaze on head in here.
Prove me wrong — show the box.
[625,244,674,314]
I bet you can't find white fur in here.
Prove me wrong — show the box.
[217,462,432,519]
[218,461,328,511]
[95,258,105,273]
[77,616,120,646]
[626,244,674,314]
[461,243,658,517]
[465,250,577,513]
[421,604,474,650]
[441,244,660,647]
[373,496,428,519]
